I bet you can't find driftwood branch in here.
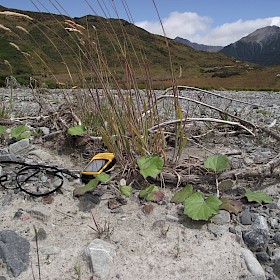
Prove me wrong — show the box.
[148,117,255,136]
[161,153,280,186]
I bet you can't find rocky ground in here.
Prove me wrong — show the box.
[0,88,280,280]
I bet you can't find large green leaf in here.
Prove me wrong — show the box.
[137,156,163,179]
[67,125,86,136]
[204,154,229,172]
[171,184,194,204]
[184,192,222,221]
[245,189,272,204]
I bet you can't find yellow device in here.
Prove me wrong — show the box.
[81,152,116,182]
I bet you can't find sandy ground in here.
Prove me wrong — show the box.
[0,148,251,280]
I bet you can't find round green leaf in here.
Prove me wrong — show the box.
[137,156,163,179]
[171,184,194,204]
[184,192,222,221]
[67,125,86,136]
[11,125,29,140]
[204,154,229,172]
[120,186,133,197]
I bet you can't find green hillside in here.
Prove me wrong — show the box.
[0,5,279,90]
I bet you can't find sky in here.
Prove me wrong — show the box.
[1,0,280,46]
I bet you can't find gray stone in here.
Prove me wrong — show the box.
[211,210,231,225]
[33,228,47,241]
[252,215,269,234]
[8,139,30,154]
[0,230,30,277]
[0,153,18,162]
[240,208,252,225]
[207,224,229,236]
[255,251,271,263]
[277,198,280,209]
[272,248,280,262]
[241,247,266,279]
[165,214,180,222]
[274,233,280,245]
[2,194,12,207]
[242,230,268,252]
[29,149,53,161]
[272,262,280,279]
[28,206,51,222]
[85,239,116,279]
[39,127,50,136]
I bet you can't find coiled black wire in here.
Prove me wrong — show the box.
[0,161,79,197]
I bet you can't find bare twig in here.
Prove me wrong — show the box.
[148,117,255,136]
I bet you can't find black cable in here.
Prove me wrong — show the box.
[0,160,79,197]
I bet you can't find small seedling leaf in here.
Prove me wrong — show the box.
[137,156,163,179]
[11,125,29,140]
[204,154,229,172]
[220,197,243,215]
[139,184,158,199]
[171,184,194,204]
[73,178,99,196]
[67,125,86,136]
[245,189,272,204]
[96,173,110,183]
[120,186,133,197]
[0,125,6,135]
[184,192,222,221]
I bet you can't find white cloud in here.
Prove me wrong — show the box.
[135,12,280,46]
[136,11,212,38]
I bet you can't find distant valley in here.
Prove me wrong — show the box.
[0,5,280,90]
[175,26,280,66]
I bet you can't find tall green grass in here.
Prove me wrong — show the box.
[0,0,186,167]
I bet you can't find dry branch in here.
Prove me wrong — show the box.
[148,117,255,136]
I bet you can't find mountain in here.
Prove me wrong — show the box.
[220,26,280,66]
[174,37,223,53]
[0,5,255,88]
[2,6,280,90]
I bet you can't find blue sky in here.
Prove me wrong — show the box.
[1,0,280,46]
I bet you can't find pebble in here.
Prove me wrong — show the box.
[165,214,180,222]
[241,247,266,279]
[242,230,268,252]
[8,139,30,154]
[33,227,47,241]
[207,224,229,236]
[0,230,30,277]
[252,215,269,234]
[210,210,231,225]
[274,233,280,245]
[27,206,51,222]
[241,208,252,225]
[85,239,116,279]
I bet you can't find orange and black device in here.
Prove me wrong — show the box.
[80,152,116,183]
